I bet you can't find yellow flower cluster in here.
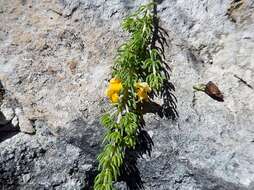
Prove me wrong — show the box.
[106,78,151,103]
[105,78,123,103]
[135,82,151,102]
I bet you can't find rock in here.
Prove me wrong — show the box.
[0,120,102,190]
[0,86,19,133]
[0,0,254,189]
[15,107,34,134]
[11,116,19,127]
[1,103,15,122]
[67,59,78,74]
[0,96,34,134]
[17,114,34,134]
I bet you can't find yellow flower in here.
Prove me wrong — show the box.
[105,78,123,103]
[135,82,151,102]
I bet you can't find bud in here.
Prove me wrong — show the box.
[204,81,224,102]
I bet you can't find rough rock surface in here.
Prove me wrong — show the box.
[0,0,254,189]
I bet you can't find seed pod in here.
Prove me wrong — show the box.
[205,81,224,102]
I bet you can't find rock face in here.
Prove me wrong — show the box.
[0,0,254,189]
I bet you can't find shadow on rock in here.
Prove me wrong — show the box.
[119,117,154,190]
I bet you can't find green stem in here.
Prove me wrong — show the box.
[193,84,206,92]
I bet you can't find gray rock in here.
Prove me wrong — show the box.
[0,0,254,189]
[1,103,15,122]
[11,115,19,127]
[0,120,102,190]
[15,108,35,134]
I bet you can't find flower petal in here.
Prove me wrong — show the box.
[110,78,121,84]
[135,82,151,102]
[111,93,119,103]
[110,83,122,92]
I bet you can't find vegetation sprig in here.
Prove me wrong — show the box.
[94,2,170,189]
